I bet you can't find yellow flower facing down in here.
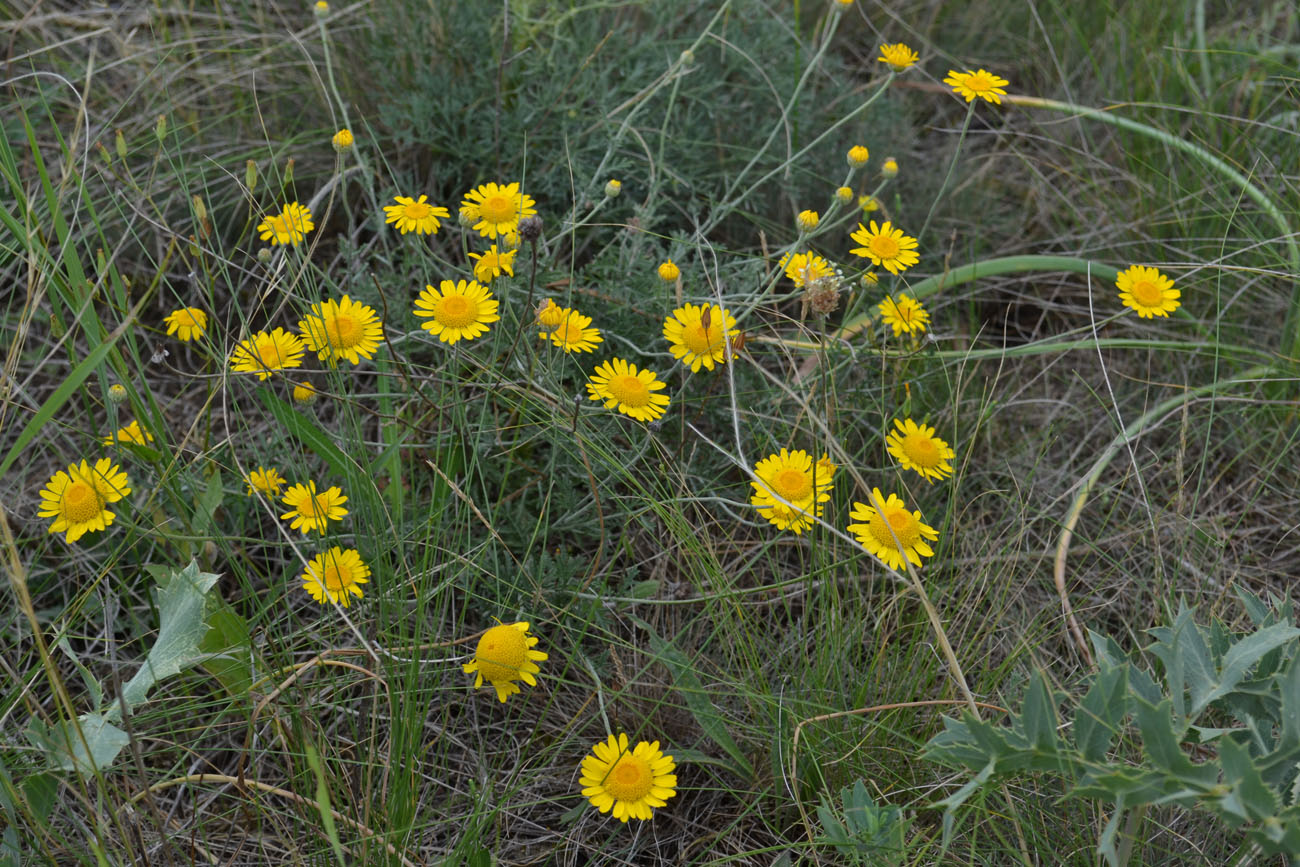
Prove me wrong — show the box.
[462,621,548,702]
[580,733,677,822]
[750,448,834,534]
[944,69,1010,104]
[38,458,132,544]
[1116,265,1180,318]
[878,43,919,71]
[293,381,318,404]
[384,194,450,236]
[849,220,919,275]
[879,295,929,336]
[302,547,370,608]
[331,128,353,152]
[229,328,306,380]
[846,488,940,571]
[779,251,835,289]
[257,202,314,246]
[796,209,820,232]
[543,308,603,353]
[164,307,208,342]
[468,244,517,283]
[536,298,567,330]
[586,358,671,422]
[460,181,537,239]
[662,303,739,373]
[859,194,880,213]
[886,418,955,482]
[657,260,680,282]
[846,145,870,168]
[280,481,348,534]
[245,466,286,496]
[298,295,384,365]
[103,420,154,447]
[413,279,500,344]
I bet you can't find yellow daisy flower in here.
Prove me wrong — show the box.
[38,458,132,543]
[543,308,603,353]
[846,488,940,571]
[256,202,314,246]
[460,181,537,239]
[846,145,870,167]
[383,194,450,235]
[163,307,208,342]
[280,481,348,534]
[413,279,500,344]
[536,298,567,330]
[877,43,919,71]
[580,733,677,822]
[943,69,1010,104]
[886,418,955,482]
[298,295,384,365]
[657,260,680,282]
[849,220,920,274]
[750,448,833,534]
[245,466,286,496]
[778,251,835,288]
[462,621,549,703]
[879,295,929,336]
[102,420,154,447]
[796,209,820,232]
[662,303,739,373]
[586,358,671,422]
[302,547,370,608]
[229,328,306,380]
[1116,265,1180,318]
[468,244,517,283]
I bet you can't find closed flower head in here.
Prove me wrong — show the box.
[298,295,384,365]
[846,145,870,168]
[302,547,370,608]
[796,209,820,232]
[846,488,939,571]
[657,260,680,282]
[39,458,132,543]
[413,280,500,344]
[662,303,739,372]
[280,480,348,534]
[384,194,450,235]
[463,621,548,702]
[331,128,353,153]
[586,358,671,422]
[580,733,677,822]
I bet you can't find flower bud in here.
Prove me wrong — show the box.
[246,159,258,192]
[657,260,680,282]
[107,384,128,405]
[796,210,820,232]
[115,129,127,161]
[314,1,329,17]
[834,186,853,203]
[604,179,622,198]
[881,157,899,178]
[257,247,273,263]
[155,114,167,144]
[331,128,353,153]
[518,215,543,243]
[846,145,869,168]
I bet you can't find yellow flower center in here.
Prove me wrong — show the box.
[610,375,650,407]
[603,754,654,802]
[870,506,920,550]
[62,481,103,523]
[1130,279,1162,307]
[322,559,349,592]
[403,200,432,220]
[555,320,583,345]
[683,323,718,355]
[869,234,900,259]
[474,625,529,683]
[256,338,286,368]
[437,295,476,327]
[176,310,199,327]
[902,434,940,467]
[300,493,332,520]
[327,313,361,348]
[966,72,994,93]
[479,195,515,224]
[772,468,813,501]
[897,307,915,324]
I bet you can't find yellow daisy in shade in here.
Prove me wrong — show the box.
[543,308,603,353]
[662,303,739,373]
[580,733,677,822]
[886,418,955,482]
[879,295,929,336]
[847,488,940,571]
[302,547,370,608]
[229,328,306,380]
[943,69,1010,104]
[468,244,517,284]
[460,181,536,239]
[850,220,920,275]
[462,621,548,703]
[38,458,132,543]
[163,307,207,342]
[298,295,384,365]
[245,466,286,496]
[280,480,348,534]
[657,260,680,282]
[536,298,567,330]
[293,381,318,403]
[586,358,671,422]
[878,43,919,71]
[796,209,820,232]
[413,279,500,344]
[778,251,835,288]
[383,194,449,235]
[750,448,834,534]
[1116,265,1180,318]
[256,202,314,246]
[103,420,153,447]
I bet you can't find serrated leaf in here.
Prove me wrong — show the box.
[1193,624,1300,717]
[1219,736,1277,821]
[1076,663,1128,762]
[1133,697,1198,777]
[1280,655,1300,751]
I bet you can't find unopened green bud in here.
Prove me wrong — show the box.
[246,160,258,192]
[155,114,167,144]
[115,129,127,161]
[257,247,273,263]
[107,384,128,405]
[284,158,295,186]
[604,179,622,198]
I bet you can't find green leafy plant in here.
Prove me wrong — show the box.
[923,591,1300,864]
[815,779,910,865]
